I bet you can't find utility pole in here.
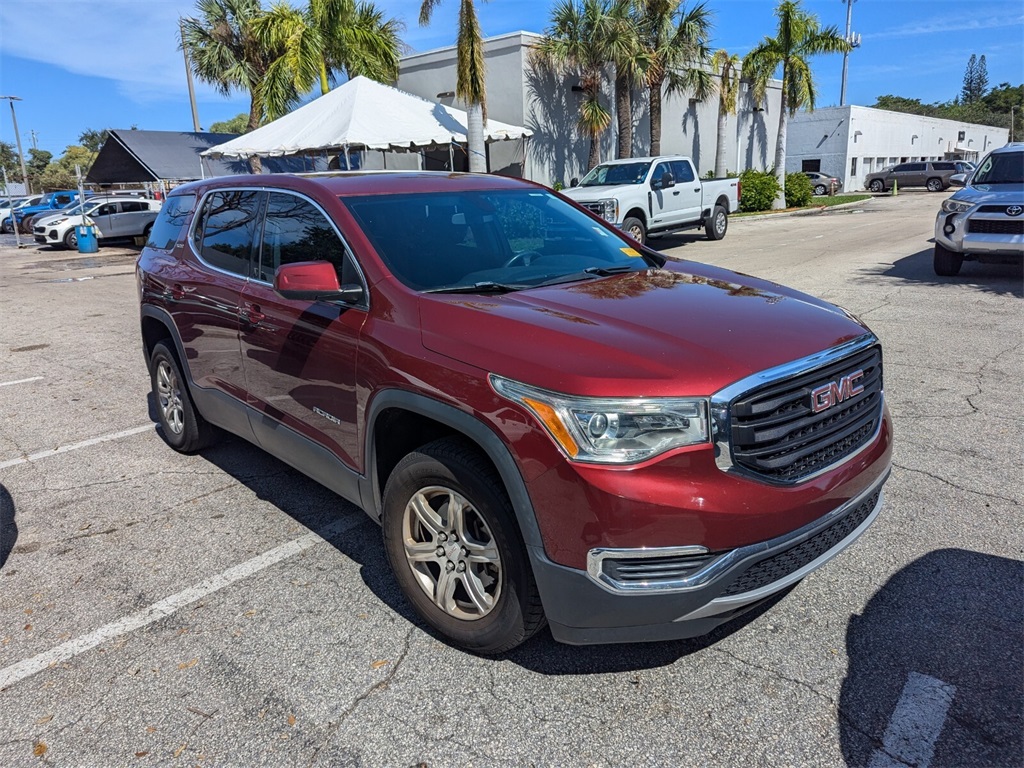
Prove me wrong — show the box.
[29,129,38,150]
[0,96,31,194]
[180,19,202,132]
[840,0,861,106]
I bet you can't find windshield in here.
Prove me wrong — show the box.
[342,188,655,293]
[578,162,651,187]
[972,151,1024,185]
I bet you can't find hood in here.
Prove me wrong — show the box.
[419,262,872,397]
[952,183,1024,204]
[561,183,644,203]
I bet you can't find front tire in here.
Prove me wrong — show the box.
[705,205,728,240]
[933,243,963,276]
[622,216,646,245]
[382,438,545,655]
[869,179,885,193]
[63,228,78,249]
[149,341,216,453]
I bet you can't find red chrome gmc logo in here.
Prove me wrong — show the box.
[810,370,865,413]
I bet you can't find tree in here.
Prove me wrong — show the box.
[636,0,712,157]
[711,49,740,177]
[960,54,977,104]
[254,0,403,121]
[975,54,989,100]
[181,0,285,172]
[39,146,98,190]
[210,113,252,133]
[742,0,849,209]
[0,141,23,184]
[603,0,645,159]
[534,0,614,171]
[77,129,110,154]
[419,0,488,173]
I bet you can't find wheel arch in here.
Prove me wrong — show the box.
[140,305,192,382]
[363,389,544,552]
[622,207,647,227]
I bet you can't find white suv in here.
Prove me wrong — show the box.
[33,198,161,249]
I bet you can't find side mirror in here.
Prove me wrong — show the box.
[949,173,967,187]
[274,261,363,303]
[653,172,675,190]
[570,177,579,187]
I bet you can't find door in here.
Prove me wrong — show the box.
[109,199,148,237]
[89,202,117,238]
[671,159,703,223]
[648,161,687,228]
[239,190,368,470]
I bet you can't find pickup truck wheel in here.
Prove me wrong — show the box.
[63,228,78,249]
[814,184,827,196]
[622,216,646,245]
[869,179,884,193]
[149,341,216,453]
[705,205,728,240]
[382,437,545,655]
[933,243,963,276]
[926,177,944,192]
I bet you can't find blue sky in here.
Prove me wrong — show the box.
[1,0,1021,159]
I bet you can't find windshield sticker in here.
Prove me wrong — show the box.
[620,247,642,257]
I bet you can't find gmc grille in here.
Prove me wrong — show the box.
[968,219,1024,235]
[728,345,883,482]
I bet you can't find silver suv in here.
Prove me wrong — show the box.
[933,143,1024,276]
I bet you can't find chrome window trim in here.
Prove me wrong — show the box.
[710,333,882,486]
[586,465,889,595]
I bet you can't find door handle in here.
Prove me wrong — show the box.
[672,190,680,196]
[693,187,701,192]
[242,302,266,324]
[170,283,185,301]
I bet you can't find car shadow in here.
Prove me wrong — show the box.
[644,231,709,252]
[171,413,796,673]
[0,484,16,569]
[840,549,1023,767]
[858,246,1023,298]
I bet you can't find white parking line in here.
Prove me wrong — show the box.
[0,424,154,470]
[0,376,44,388]
[868,672,957,768]
[0,516,359,691]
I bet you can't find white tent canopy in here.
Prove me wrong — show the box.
[202,76,531,160]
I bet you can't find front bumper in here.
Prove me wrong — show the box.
[935,209,1024,259]
[530,468,888,644]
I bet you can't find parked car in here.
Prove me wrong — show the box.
[804,171,842,196]
[954,161,976,176]
[34,198,161,248]
[933,143,1024,276]
[32,196,158,231]
[10,190,91,233]
[864,161,960,193]
[0,194,43,232]
[138,172,891,654]
[559,156,740,244]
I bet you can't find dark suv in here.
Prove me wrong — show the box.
[137,173,892,653]
[865,161,959,192]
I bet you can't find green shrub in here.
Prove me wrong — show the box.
[738,169,780,212]
[784,172,814,208]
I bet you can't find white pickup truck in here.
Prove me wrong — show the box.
[560,155,741,245]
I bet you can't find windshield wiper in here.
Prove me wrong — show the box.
[583,265,639,276]
[423,281,528,294]
[535,266,642,287]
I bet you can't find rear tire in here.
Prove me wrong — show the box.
[814,184,827,196]
[149,341,216,453]
[382,437,545,655]
[705,205,728,240]
[933,243,963,276]
[622,216,646,245]
[869,179,884,193]
[926,178,944,192]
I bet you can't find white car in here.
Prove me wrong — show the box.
[1,194,44,233]
[33,198,162,249]
[31,196,142,229]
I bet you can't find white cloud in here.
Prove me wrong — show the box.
[870,13,1024,40]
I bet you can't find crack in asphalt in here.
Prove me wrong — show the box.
[892,462,1021,506]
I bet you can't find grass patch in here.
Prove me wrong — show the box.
[735,194,872,217]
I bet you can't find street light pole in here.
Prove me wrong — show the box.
[179,19,202,132]
[840,0,861,107]
[0,96,31,194]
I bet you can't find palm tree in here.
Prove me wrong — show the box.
[181,0,280,133]
[711,49,740,176]
[742,0,850,208]
[604,0,646,159]
[254,0,404,120]
[419,0,488,173]
[635,0,712,156]
[534,0,614,171]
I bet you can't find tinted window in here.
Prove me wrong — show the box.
[973,151,1024,184]
[932,162,955,171]
[147,194,195,251]
[905,163,926,171]
[671,160,696,183]
[258,192,359,286]
[195,190,261,276]
[892,164,909,173]
[121,200,146,213]
[95,203,118,216]
[653,162,673,184]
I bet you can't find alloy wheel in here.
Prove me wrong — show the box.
[156,359,185,435]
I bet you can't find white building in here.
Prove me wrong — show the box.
[397,31,783,187]
[786,106,1009,192]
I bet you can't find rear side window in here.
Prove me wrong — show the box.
[120,200,145,213]
[257,192,359,286]
[671,160,696,183]
[932,162,955,171]
[194,190,261,276]
[146,194,196,251]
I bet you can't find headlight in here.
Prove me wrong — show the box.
[941,199,972,214]
[490,375,709,464]
[596,198,618,223]
[49,217,67,226]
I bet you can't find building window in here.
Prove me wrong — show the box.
[850,157,858,176]
[802,159,821,173]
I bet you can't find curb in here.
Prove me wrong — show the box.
[737,197,876,221]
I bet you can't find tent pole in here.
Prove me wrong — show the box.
[381,150,386,170]
[449,142,454,171]
[344,144,350,170]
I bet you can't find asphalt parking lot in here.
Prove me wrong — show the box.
[0,191,1021,767]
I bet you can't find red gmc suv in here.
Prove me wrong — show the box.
[137,172,892,654]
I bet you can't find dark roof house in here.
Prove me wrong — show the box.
[87,129,324,184]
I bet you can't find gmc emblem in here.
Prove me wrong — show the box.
[811,370,865,413]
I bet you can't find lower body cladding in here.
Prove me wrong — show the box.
[527,469,888,645]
